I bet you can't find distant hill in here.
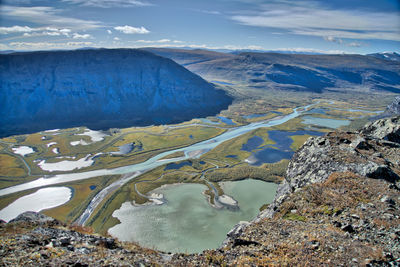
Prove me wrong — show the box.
[0,49,232,137]
[368,52,400,62]
[140,47,235,66]
[144,48,400,94]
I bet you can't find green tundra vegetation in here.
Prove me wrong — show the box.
[0,91,394,235]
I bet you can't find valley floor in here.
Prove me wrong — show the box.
[0,88,395,252]
[1,116,399,266]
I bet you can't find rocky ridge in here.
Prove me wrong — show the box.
[1,116,399,266]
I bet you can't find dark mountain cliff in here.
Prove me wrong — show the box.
[144,48,400,94]
[0,49,232,137]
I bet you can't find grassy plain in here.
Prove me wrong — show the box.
[0,154,26,177]
[43,175,121,224]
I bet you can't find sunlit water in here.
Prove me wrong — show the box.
[302,116,350,128]
[108,179,278,253]
[0,104,312,197]
[0,187,72,222]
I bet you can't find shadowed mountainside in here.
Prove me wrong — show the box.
[142,48,400,94]
[0,49,232,137]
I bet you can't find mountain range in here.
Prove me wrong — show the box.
[142,48,400,94]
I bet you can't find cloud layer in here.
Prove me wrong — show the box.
[1,5,102,30]
[231,0,400,41]
[62,0,153,8]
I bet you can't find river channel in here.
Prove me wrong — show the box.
[0,103,314,201]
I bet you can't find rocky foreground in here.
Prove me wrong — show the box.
[1,116,399,266]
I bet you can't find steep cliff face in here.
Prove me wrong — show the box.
[0,49,232,137]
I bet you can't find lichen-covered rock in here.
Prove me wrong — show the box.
[9,211,56,224]
[258,116,400,221]
[386,96,400,116]
[360,116,400,143]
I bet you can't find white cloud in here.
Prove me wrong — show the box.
[7,41,94,51]
[324,36,343,44]
[0,25,73,38]
[59,29,72,35]
[107,30,112,34]
[67,42,93,46]
[62,0,153,8]
[1,5,102,30]
[126,41,267,51]
[269,47,347,54]
[73,33,92,39]
[135,39,171,43]
[347,42,362,47]
[197,9,221,15]
[9,41,93,49]
[231,1,400,41]
[113,37,120,41]
[114,25,149,34]
[0,25,35,34]
[0,43,10,50]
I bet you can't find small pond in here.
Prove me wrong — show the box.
[241,136,264,152]
[245,130,324,166]
[108,179,278,253]
[217,116,236,126]
[305,108,326,115]
[0,187,72,222]
[164,160,192,170]
[302,116,350,128]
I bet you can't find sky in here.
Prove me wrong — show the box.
[0,0,399,54]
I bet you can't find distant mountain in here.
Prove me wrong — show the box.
[0,49,232,137]
[0,50,17,54]
[230,49,324,55]
[144,48,400,94]
[368,52,400,62]
[140,47,235,66]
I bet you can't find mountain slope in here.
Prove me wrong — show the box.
[368,52,400,62]
[145,48,400,94]
[0,49,232,137]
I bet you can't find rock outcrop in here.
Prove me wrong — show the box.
[385,96,400,116]
[0,49,232,137]
[9,211,56,224]
[209,116,399,266]
[258,116,400,221]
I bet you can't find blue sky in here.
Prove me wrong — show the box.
[0,0,399,54]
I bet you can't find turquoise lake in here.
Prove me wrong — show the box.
[108,179,278,253]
